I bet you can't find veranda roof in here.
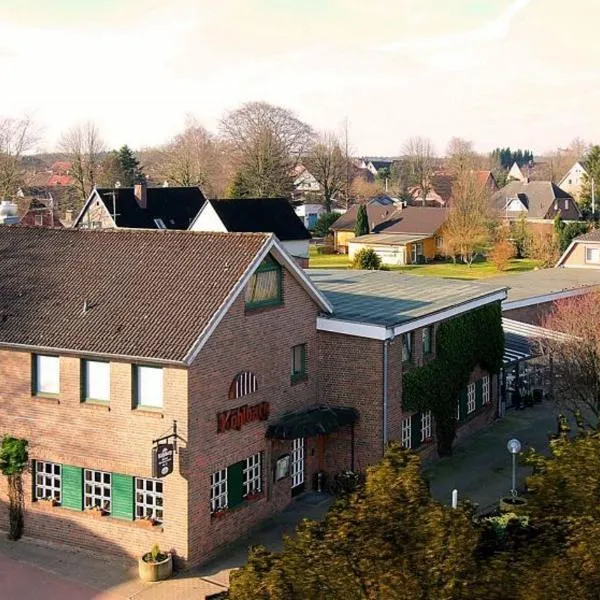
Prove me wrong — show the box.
[266,405,359,440]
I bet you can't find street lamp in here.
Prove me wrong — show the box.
[507,438,522,499]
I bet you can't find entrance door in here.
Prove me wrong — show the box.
[291,437,305,495]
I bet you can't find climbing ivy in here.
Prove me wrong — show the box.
[403,303,504,456]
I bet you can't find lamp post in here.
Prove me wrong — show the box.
[507,438,522,499]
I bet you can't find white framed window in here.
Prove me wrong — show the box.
[435,236,443,249]
[586,247,600,264]
[33,354,60,395]
[422,326,433,355]
[402,333,412,363]
[291,438,305,488]
[421,411,432,442]
[84,469,111,513]
[83,360,110,402]
[134,366,163,408]
[35,214,43,226]
[243,453,262,496]
[483,376,490,404]
[210,468,228,513]
[34,461,61,503]
[565,199,569,210]
[401,416,412,449]
[467,383,476,414]
[135,478,163,523]
[229,371,258,399]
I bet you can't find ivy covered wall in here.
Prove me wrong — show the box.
[403,302,504,456]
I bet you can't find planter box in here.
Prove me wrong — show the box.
[87,508,109,519]
[139,553,172,582]
[136,518,161,530]
[499,496,528,514]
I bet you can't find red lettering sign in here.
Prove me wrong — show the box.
[216,402,270,433]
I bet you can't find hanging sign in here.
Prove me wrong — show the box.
[152,443,175,478]
[217,401,270,433]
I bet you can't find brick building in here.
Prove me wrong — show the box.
[0,227,506,567]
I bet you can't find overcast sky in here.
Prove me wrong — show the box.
[1,0,598,155]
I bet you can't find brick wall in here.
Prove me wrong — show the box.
[0,352,189,562]
[503,301,556,325]
[186,261,321,565]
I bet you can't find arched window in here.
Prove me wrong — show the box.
[229,371,258,399]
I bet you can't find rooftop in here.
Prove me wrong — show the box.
[308,269,506,327]
[572,228,600,243]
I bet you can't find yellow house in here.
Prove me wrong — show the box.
[556,229,600,268]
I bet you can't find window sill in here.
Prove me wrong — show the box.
[211,493,265,521]
[244,301,284,314]
[81,400,110,411]
[291,373,308,386]
[133,407,164,418]
[32,395,60,404]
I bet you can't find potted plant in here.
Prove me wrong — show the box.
[137,516,160,529]
[244,491,262,503]
[499,495,528,514]
[87,503,109,518]
[211,508,228,519]
[139,544,172,582]
[40,495,59,507]
[0,436,29,540]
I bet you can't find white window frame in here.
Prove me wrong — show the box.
[134,365,163,409]
[83,360,110,402]
[210,468,228,513]
[291,438,305,489]
[231,371,258,399]
[402,333,412,363]
[421,411,432,442]
[135,477,163,523]
[467,383,476,414]
[34,354,60,395]
[154,218,166,229]
[586,246,600,264]
[401,416,412,449]
[243,453,262,496]
[35,214,44,226]
[84,469,112,513]
[483,375,490,404]
[565,199,569,210]
[422,326,433,355]
[34,460,61,503]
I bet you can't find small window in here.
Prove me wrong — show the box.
[33,354,60,396]
[565,199,569,210]
[421,411,432,442]
[422,326,433,355]
[84,469,111,513]
[467,383,476,414]
[135,478,163,523]
[401,416,412,449]
[34,461,61,503]
[554,202,558,211]
[210,469,228,513]
[402,333,412,363]
[245,258,282,308]
[291,344,307,383]
[134,366,163,409]
[154,218,166,229]
[586,247,600,263]
[229,371,258,399]
[435,236,443,249]
[35,214,44,226]
[243,453,262,497]
[82,360,110,402]
[483,376,490,404]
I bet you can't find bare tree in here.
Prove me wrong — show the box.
[443,171,493,265]
[445,137,478,176]
[302,131,349,212]
[220,102,314,198]
[538,292,600,425]
[0,116,37,201]
[402,136,436,204]
[60,122,105,200]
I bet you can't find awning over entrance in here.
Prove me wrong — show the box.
[266,405,359,440]
[502,318,569,366]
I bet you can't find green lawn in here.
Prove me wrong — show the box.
[308,248,539,280]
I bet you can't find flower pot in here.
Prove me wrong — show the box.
[211,509,228,520]
[138,552,172,582]
[499,496,528,514]
[87,508,108,518]
[136,518,160,530]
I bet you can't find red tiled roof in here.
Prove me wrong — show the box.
[47,174,73,186]
[0,228,271,362]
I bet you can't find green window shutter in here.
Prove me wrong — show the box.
[459,388,468,422]
[411,412,421,450]
[61,465,83,510]
[227,461,245,509]
[112,473,135,520]
[476,379,483,409]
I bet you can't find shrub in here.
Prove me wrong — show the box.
[489,239,515,271]
[352,247,381,270]
[313,212,340,237]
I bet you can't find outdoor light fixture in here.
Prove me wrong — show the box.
[507,438,522,498]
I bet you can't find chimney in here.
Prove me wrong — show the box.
[134,180,147,209]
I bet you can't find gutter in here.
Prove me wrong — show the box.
[383,338,389,452]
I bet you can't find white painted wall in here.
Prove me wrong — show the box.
[282,239,310,259]
[188,201,227,232]
[348,242,407,265]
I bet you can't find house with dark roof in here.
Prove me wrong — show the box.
[359,158,394,177]
[190,197,311,265]
[492,180,581,231]
[558,161,588,200]
[409,170,498,207]
[73,182,206,230]
[556,228,600,268]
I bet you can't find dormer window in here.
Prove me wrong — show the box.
[245,257,283,309]
[229,371,258,399]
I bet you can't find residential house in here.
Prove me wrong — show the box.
[190,197,312,266]
[492,180,581,233]
[0,227,508,568]
[23,161,74,188]
[293,165,321,196]
[73,182,206,230]
[556,229,600,268]
[558,161,588,200]
[507,162,527,182]
[410,170,498,207]
[359,158,393,177]
[19,197,64,227]
[347,206,449,265]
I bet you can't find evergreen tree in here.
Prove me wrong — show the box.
[580,145,600,215]
[354,204,369,237]
[117,145,144,186]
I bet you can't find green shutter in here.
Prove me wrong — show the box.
[459,388,468,422]
[61,465,83,510]
[476,379,483,410]
[112,473,135,520]
[411,412,421,450]
[227,461,245,508]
